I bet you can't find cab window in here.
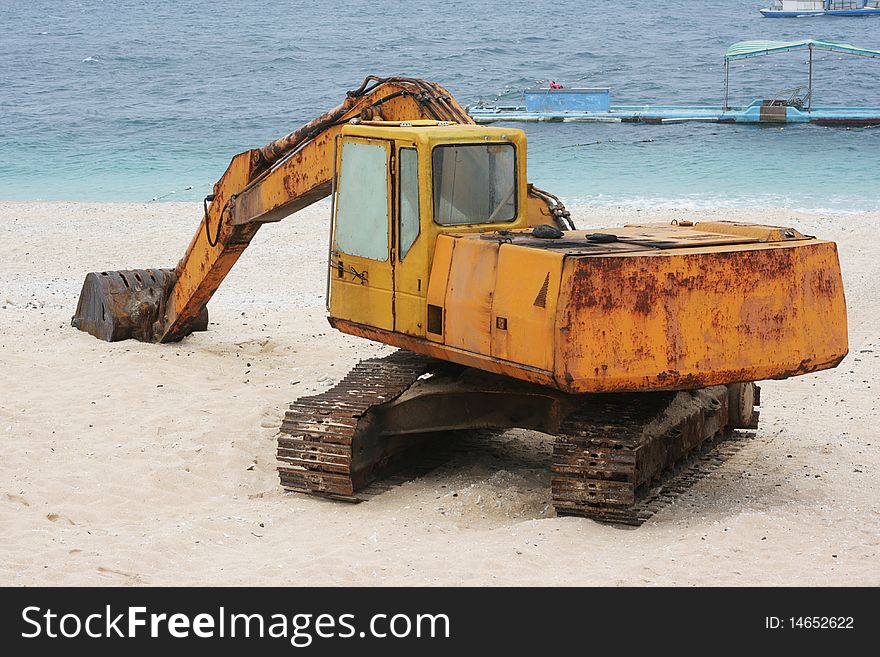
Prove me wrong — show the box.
[398,148,420,260]
[335,140,389,261]
[432,143,516,226]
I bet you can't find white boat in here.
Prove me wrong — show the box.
[761,0,880,16]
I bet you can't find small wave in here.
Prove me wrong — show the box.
[81,55,102,64]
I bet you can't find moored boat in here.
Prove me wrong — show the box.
[760,1,880,17]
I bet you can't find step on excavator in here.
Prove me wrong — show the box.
[72,76,848,524]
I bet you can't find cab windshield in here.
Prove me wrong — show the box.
[432,143,516,225]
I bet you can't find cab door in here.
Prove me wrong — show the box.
[329,137,394,331]
[392,145,427,336]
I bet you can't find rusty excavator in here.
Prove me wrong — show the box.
[72,76,848,524]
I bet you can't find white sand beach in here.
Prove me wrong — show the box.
[0,200,877,586]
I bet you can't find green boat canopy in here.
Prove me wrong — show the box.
[725,39,880,60]
[722,38,880,111]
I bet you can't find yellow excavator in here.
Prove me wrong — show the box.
[72,76,848,524]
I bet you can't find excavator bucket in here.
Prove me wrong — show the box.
[70,268,207,342]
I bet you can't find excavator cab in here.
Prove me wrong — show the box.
[327,121,531,339]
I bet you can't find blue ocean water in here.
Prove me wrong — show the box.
[1,0,878,210]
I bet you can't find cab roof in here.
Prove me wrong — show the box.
[340,120,525,147]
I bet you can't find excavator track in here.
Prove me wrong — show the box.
[552,387,747,525]
[277,351,758,525]
[277,351,439,501]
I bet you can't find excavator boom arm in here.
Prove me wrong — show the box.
[160,77,471,342]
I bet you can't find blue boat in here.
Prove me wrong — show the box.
[760,1,880,17]
[468,39,880,126]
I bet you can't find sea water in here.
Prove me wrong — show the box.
[1,0,878,210]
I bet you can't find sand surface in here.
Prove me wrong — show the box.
[0,200,877,586]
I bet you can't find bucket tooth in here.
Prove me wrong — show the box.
[70,268,208,342]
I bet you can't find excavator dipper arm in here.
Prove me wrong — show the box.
[72,77,490,343]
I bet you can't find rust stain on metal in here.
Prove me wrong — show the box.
[553,237,847,393]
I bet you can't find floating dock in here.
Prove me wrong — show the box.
[469,100,880,126]
[470,39,880,127]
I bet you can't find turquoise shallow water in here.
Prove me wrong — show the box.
[1,0,878,209]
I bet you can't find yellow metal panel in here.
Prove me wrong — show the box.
[424,235,455,342]
[444,237,499,355]
[553,240,848,393]
[394,289,424,336]
[328,137,395,331]
[392,143,427,337]
[330,318,557,387]
[491,245,563,371]
[329,253,395,331]
[690,221,806,242]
